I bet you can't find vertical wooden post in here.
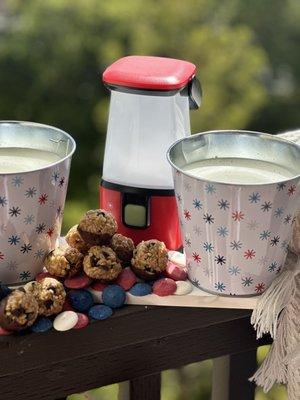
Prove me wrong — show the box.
[128,373,161,400]
[228,349,257,400]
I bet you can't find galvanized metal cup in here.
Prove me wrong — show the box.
[0,121,76,285]
[167,130,300,296]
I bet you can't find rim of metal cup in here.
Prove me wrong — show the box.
[0,120,76,175]
[167,129,300,187]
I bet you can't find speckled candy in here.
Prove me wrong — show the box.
[64,275,92,289]
[153,278,177,296]
[129,283,152,296]
[73,313,89,329]
[116,268,137,291]
[88,305,113,320]
[174,280,193,295]
[102,285,126,309]
[165,261,188,281]
[53,311,79,331]
[68,290,94,312]
[31,317,53,333]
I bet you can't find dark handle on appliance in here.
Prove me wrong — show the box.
[188,76,202,110]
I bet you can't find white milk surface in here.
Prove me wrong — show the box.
[0,147,60,173]
[182,157,295,184]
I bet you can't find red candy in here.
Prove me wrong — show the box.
[73,313,89,329]
[153,278,177,297]
[91,282,107,291]
[0,326,12,336]
[64,274,91,289]
[35,272,55,282]
[165,261,188,281]
[116,268,137,291]
[62,298,74,312]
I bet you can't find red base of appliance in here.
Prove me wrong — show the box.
[100,185,182,250]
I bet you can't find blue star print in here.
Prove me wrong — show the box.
[228,266,241,276]
[191,278,201,289]
[25,187,37,198]
[281,240,289,253]
[193,198,202,210]
[6,261,17,271]
[24,214,34,225]
[259,230,271,240]
[11,176,24,187]
[274,207,284,218]
[214,282,226,292]
[36,223,46,234]
[9,206,21,217]
[20,243,32,253]
[205,183,216,195]
[52,171,60,182]
[241,277,253,287]
[217,226,229,237]
[268,262,278,272]
[8,235,20,245]
[203,213,214,224]
[284,214,292,224]
[230,240,242,250]
[185,237,191,247]
[261,201,272,212]
[248,192,261,203]
[0,196,7,207]
[215,255,226,265]
[19,271,31,281]
[176,193,182,204]
[277,183,286,191]
[34,249,45,259]
[218,199,230,210]
[203,242,214,252]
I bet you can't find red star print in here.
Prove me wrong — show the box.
[184,210,191,220]
[255,282,265,293]
[287,185,296,196]
[192,252,201,263]
[232,211,244,222]
[47,228,54,237]
[38,194,48,205]
[175,170,181,175]
[0,252,4,260]
[244,249,256,260]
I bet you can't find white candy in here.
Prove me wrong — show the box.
[87,288,102,304]
[175,280,193,295]
[168,251,186,267]
[53,311,78,331]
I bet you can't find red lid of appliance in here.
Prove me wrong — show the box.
[102,56,196,91]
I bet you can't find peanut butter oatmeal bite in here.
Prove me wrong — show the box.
[78,209,117,246]
[0,290,38,331]
[65,224,89,254]
[83,246,122,282]
[44,246,83,278]
[131,239,168,280]
[111,233,135,263]
[25,278,66,317]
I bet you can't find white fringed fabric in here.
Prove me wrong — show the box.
[250,131,300,399]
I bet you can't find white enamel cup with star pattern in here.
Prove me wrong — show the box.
[0,121,75,285]
[167,130,300,296]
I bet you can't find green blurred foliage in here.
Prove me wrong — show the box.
[0,1,298,398]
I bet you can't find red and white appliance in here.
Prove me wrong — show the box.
[100,55,201,249]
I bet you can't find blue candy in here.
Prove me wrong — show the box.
[129,283,152,296]
[0,284,11,301]
[88,305,113,320]
[102,285,126,309]
[31,317,53,333]
[69,289,94,312]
